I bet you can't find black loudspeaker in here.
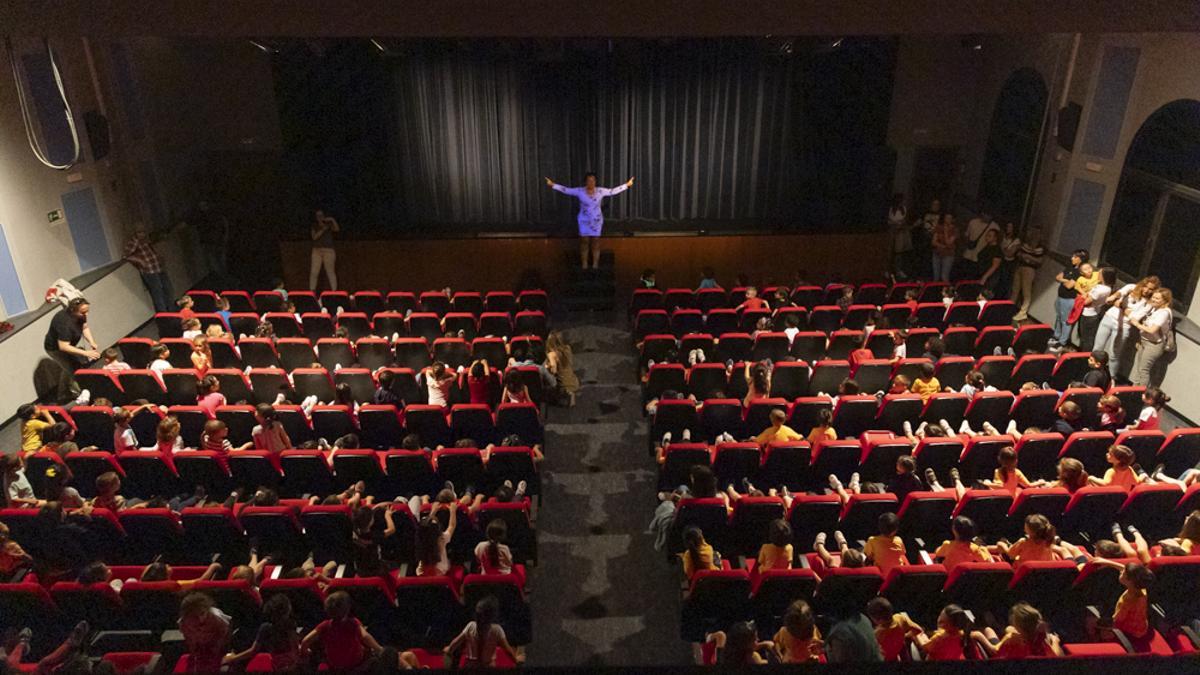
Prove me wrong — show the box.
[1057,102,1082,152]
[83,111,110,161]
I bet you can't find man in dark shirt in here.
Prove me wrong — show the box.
[1051,401,1085,436]
[1082,350,1113,391]
[1053,249,1088,345]
[826,607,884,663]
[44,297,99,368]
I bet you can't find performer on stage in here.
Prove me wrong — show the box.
[546,173,634,270]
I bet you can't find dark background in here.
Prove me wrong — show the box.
[271,38,897,237]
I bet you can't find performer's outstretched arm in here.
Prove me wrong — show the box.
[604,176,635,196]
[546,177,578,195]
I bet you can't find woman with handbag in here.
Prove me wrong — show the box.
[1129,288,1174,387]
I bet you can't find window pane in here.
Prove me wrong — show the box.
[1103,179,1158,275]
[1150,195,1200,310]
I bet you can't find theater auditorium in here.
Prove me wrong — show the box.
[0,1,1199,671]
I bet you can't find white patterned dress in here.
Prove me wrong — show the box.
[552,183,629,237]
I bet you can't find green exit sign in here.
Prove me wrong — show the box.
[47,209,64,223]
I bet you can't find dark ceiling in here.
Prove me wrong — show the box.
[2,0,1199,36]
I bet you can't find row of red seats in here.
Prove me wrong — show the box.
[632,280,985,314]
[651,387,1151,444]
[156,308,548,341]
[186,288,548,317]
[634,300,1018,339]
[29,442,540,500]
[640,324,1050,366]
[657,425,1199,491]
[118,334,544,373]
[681,556,1200,657]
[645,351,1095,402]
[668,483,1200,562]
[1,493,535,567]
[1,569,530,653]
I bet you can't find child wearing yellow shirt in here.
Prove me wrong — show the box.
[17,404,54,454]
[863,512,907,577]
[909,363,940,403]
[1087,444,1141,491]
[755,519,793,571]
[773,599,822,663]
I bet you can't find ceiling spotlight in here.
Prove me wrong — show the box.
[830,37,844,49]
[247,40,276,54]
[370,38,388,54]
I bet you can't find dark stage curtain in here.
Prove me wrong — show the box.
[392,43,802,227]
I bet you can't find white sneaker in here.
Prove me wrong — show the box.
[1005,419,1019,435]
[982,422,999,436]
[245,365,253,375]
[902,421,913,437]
[696,350,706,364]
[848,472,861,492]
[304,394,318,408]
[392,332,400,343]
[661,432,672,447]
[336,305,344,316]
[828,474,843,491]
[73,388,91,406]
[515,480,528,498]
[334,363,343,372]
[682,428,692,442]
[959,420,973,435]
[273,392,286,405]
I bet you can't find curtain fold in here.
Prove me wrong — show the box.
[393,45,800,226]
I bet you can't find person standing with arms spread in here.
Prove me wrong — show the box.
[123,227,173,313]
[309,209,339,291]
[546,173,634,270]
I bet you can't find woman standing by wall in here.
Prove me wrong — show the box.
[309,209,340,291]
[1129,288,1174,387]
[888,193,911,277]
[930,213,958,283]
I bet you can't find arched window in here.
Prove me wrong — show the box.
[1101,99,1200,309]
[977,68,1048,224]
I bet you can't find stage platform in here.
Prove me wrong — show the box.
[280,230,889,297]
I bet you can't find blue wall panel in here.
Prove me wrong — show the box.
[21,53,77,166]
[0,223,28,316]
[1081,46,1140,159]
[61,187,112,272]
[1058,178,1106,253]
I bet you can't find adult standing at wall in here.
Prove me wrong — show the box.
[961,211,1000,279]
[930,213,958,283]
[123,228,173,313]
[888,193,911,277]
[309,208,339,291]
[1010,229,1044,320]
[1052,250,1087,345]
[1129,288,1174,387]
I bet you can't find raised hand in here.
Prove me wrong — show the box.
[625,177,635,187]
[545,177,555,187]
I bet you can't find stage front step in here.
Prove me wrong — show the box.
[563,251,615,312]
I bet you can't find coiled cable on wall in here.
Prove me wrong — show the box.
[5,36,81,170]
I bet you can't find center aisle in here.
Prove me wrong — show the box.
[524,312,692,666]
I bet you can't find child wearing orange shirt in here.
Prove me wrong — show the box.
[934,516,992,571]
[996,514,1059,564]
[867,597,923,661]
[755,519,794,572]
[1088,444,1140,490]
[909,362,940,403]
[980,447,1032,494]
[863,512,907,576]
[1087,560,1153,643]
[972,602,1063,658]
[915,604,971,661]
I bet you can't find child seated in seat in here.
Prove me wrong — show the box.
[0,522,32,582]
[445,596,522,667]
[755,519,794,572]
[933,516,992,571]
[1085,560,1154,645]
[251,404,291,455]
[755,408,804,446]
[971,602,1063,658]
[91,471,135,511]
[1096,395,1126,434]
[1033,457,1089,493]
[736,286,769,312]
[978,446,1033,494]
[1051,401,1085,436]
[196,375,226,418]
[909,363,940,403]
[141,416,186,456]
[812,531,866,570]
[2,455,39,508]
[416,500,458,577]
[17,403,54,454]
[149,343,172,379]
[996,514,1060,563]
[100,347,131,373]
[1088,444,1141,490]
[829,455,926,508]
[301,591,385,671]
[477,519,525,587]
[889,330,908,364]
[181,318,203,340]
[1127,387,1168,431]
[806,409,837,447]
[351,504,398,577]
[863,513,907,576]
[139,560,223,591]
[867,597,923,662]
[680,525,721,579]
[914,604,971,661]
[773,599,822,663]
[704,621,770,665]
[957,370,995,398]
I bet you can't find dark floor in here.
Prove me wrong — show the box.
[523,311,692,666]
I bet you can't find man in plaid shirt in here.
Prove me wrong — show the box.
[124,228,173,312]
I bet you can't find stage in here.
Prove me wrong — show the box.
[279,228,890,295]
